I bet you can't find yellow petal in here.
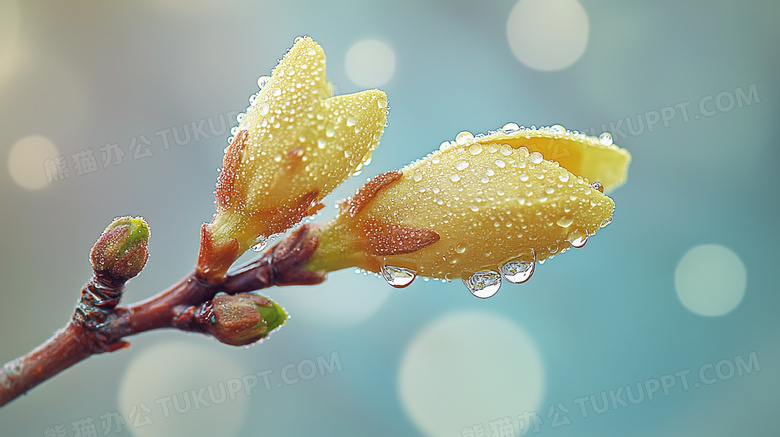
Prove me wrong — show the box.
[309,128,629,282]
[477,124,631,193]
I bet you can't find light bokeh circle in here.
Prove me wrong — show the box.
[118,340,249,437]
[8,135,59,190]
[398,311,545,437]
[506,0,590,71]
[345,39,396,87]
[675,244,747,317]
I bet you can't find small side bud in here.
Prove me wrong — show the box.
[204,294,288,346]
[90,216,150,283]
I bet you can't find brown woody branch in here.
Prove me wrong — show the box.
[0,225,323,408]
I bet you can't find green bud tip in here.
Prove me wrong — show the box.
[90,216,150,281]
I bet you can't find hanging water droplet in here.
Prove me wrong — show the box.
[455,131,474,146]
[463,270,501,299]
[590,181,604,193]
[499,255,536,284]
[570,235,588,248]
[599,132,613,146]
[250,236,267,252]
[529,152,543,165]
[502,122,520,134]
[381,265,417,288]
[600,216,613,228]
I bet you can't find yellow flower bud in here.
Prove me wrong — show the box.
[308,125,630,295]
[197,37,388,279]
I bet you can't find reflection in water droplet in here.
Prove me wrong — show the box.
[590,181,604,193]
[556,217,573,228]
[455,131,474,146]
[257,76,270,89]
[250,236,267,252]
[600,216,613,228]
[381,265,417,288]
[502,122,520,134]
[463,270,502,299]
[599,132,613,146]
[499,254,536,284]
[570,235,588,248]
[550,124,565,135]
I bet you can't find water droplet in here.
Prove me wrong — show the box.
[317,138,326,149]
[599,132,613,146]
[570,235,588,248]
[250,236,267,252]
[529,152,543,165]
[485,168,495,177]
[455,131,474,146]
[463,270,502,299]
[495,159,506,168]
[381,265,417,288]
[272,88,282,97]
[502,122,520,134]
[346,116,357,127]
[590,181,604,193]
[499,144,513,156]
[550,124,565,135]
[519,173,529,182]
[450,174,461,182]
[455,160,470,171]
[558,173,569,183]
[499,255,536,284]
[556,217,574,228]
[259,104,270,116]
[468,144,483,155]
[257,76,270,89]
[236,113,245,123]
[413,172,423,182]
[600,216,613,228]
[545,187,555,195]
[326,126,335,137]
[377,99,387,109]
[455,244,467,254]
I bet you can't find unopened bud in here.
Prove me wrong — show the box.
[89,216,150,282]
[204,294,288,346]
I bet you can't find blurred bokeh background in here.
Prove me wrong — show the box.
[1,0,778,436]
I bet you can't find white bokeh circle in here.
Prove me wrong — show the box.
[118,340,249,437]
[506,0,590,71]
[8,135,59,190]
[675,244,747,317]
[398,311,545,437]
[345,39,396,88]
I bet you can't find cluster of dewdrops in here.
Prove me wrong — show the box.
[359,123,615,299]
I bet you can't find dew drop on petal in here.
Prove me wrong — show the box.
[468,144,483,155]
[502,122,520,134]
[455,131,474,146]
[463,270,502,299]
[590,181,604,193]
[599,132,613,146]
[600,216,613,228]
[455,160,470,171]
[257,76,270,89]
[450,174,461,183]
[558,173,569,183]
[556,217,574,228]
[550,124,565,135]
[529,152,543,165]
[381,265,417,288]
[250,236,267,252]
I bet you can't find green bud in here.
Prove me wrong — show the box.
[205,294,288,346]
[89,216,150,282]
